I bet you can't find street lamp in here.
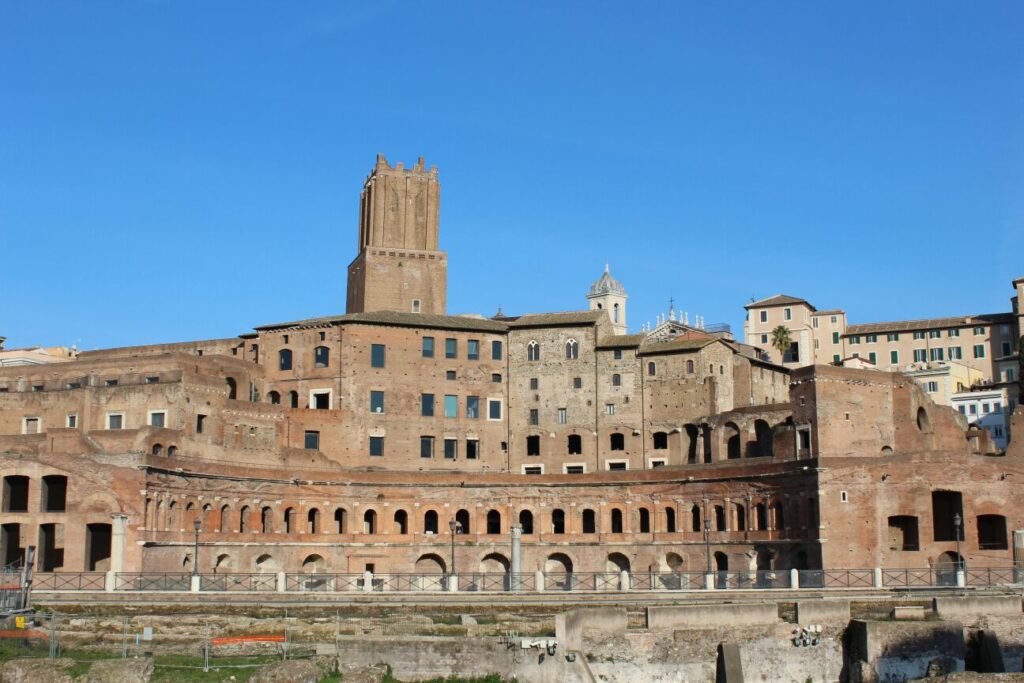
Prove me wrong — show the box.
[448,519,461,576]
[953,512,962,571]
[704,519,712,575]
[192,518,201,577]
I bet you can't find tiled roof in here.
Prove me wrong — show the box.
[811,309,844,316]
[256,311,508,333]
[640,337,719,355]
[744,294,812,310]
[845,312,1014,336]
[506,310,605,328]
[595,334,646,349]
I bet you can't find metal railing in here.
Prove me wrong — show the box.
[115,572,191,591]
[31,572,106,591]
[202,573,277,592]
[22,566,1021,595]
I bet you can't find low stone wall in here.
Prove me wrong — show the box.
[646,602,778,629]
[846,619,966,683]
[934,596,1022,619]
[796,599,851,624]
[556,607,627,651]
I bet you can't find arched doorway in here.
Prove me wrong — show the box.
[606,552,630,573]
[415,553,446,574]
[714,551,729,588]
[545,553,574,591]
[301,554,326,573]
[935,551,963,586]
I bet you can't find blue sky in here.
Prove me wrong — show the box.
[2,2,1022,350]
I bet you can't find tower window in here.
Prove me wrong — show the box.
[527,341,540,361]
[412,299,421,313]
[565,339,579,359]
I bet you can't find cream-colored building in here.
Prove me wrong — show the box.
[905,361,984,407]
[743,296,847,367]
[0,337,77,367]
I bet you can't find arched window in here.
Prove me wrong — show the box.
[238,505,249,533]
[734,503,746,531]
[691,504,701,532]
[283,507,295,534]
[363,509,376,534]
[612,373,621,387]
[279,349,293,371]
[268,391,281,405]
[638,507,651,533]
[307,508,320,534]
[714,505,726,531]
[394,510,408,534]
[653,432,668,450]
[565,339,579,360]
[261,506,273,533]
[519,510,534,535]
[567,434,582,455]
[665,507,676,533]
[219,504,230,532]
[772,502,784,530]
[648,361,656,376]
[611,508,624,533]
[582,509,596,534]
[151,443,163,456]
[289,391,299,408]
[314,346,330,368]
[487,509,501,534]
[610,433,625,451]
[551,509,566,534]
[226,377,237,400]
[613,303,620,323]
[167,445,178,456]
[334,507,347,533]
[527,341,540,362]
[755,503,767,531]
[424,510,439,534]
[686,359,694,373]
[456,508,471,534]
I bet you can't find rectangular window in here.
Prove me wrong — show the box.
[833,354,841,363]
[196,414,206,433]
[887,333,899,342]
[890,350,899,364]
[370,390,385,413]
[422,337,435,358]
[491,340,503,360]
[948,346,962,360]
[605,403,616,415]
[948,328,959,337]
[445,338,457,359]
[761,334,768,344]
[1002,342,1012,356]
[572,377,582,389]
[832,332,839,344]
[145,376,159,384]
[467,339,480,360]
[491,373,502,383]
[913,331,926,340]
[311,390,331,409]
[930,348,944,361]
[368,436,384,457]
[23,417,40,434]
[444,438,457,459]
[487,399,502,421]
[304,430,320,450]
[969,404,977,415]
[814,339,820,350]
[607,461,628,471]
[913,349,927,362]
[759,310,767,323]
[850,335,860,345]
[926,381,938,393]
[564,464,585,474]
[929,330,941,339]
[523,465,544,475]
[466,396,480,419]
[783,308,791,321]
[370,344,386,368]
[830,315,837,324]
[420,436,434,458]
[973,344,986,358]
[866,334,877,343]
[444,394,458,418]
[107,413,124,430]
[529,378,538,390]
[529,409,539,425]
[812,317,819,328]
[466,439,479,460]
[868,352,876,364]
[973,326,986,335]
[104,379,118,387]
[149,411,166,428]
[446,370,456,380]
[66,414,77,428]
[557,408,567,424]
[613,349,623,360]
[421,393,435,417]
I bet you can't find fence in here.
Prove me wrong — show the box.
[21,566,1023,595]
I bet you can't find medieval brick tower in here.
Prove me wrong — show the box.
[345,155,447,315]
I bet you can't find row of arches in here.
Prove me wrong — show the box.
[145,496,815,538]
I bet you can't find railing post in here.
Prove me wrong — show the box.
[620,570,630,591]
[956,568,966,588]
[535,570,545,592]
[277,571,286,593]
[704,572,715,590]
[363,571,373,592]
[873,567,883,588]
[448,573,459,592]
[105,571,116,592]
[790,568,799,589]
[190,575,201,593]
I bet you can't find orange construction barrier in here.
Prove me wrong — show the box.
[0,630,46,639]
[210,634,286,646]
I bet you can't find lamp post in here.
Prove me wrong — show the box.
[704,519,712,575]
[953,512,962,571]
[192,518,201,577]
[448,519,461,577]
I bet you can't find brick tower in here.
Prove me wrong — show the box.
[345,155,447,315]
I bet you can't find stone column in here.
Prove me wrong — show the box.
[110,514,129,575]
[510,525,522,592]
[1014,530,1024,583]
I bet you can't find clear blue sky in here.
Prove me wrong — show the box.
[2,2,1021,350]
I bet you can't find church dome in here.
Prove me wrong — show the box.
[587,265,626,298]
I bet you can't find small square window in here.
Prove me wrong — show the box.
[66,414,77,428]
[444,438,457,459]
[420,436,434,458]
[145,376,159,384]
[529,409,539,425]
[107,414,124,430]
[412,299,421,313]
[491,373,502,383]
[488,399,502,421]
[529,378,538,390]
[304,430,320,450]
[557,408,567,424]
[613,349,623,360]
[466,439,479,460]
[759,310,767,323]
[605,403,616,415]
[523,465,543,475]
[446,370,456,380]
[572,377,582,389]
[369,436,384,457]
[149,411,166,428]
[105,379,118,387]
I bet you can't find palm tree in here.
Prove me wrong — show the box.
[770,326,792,363]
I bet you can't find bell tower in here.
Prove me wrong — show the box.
[587,264,628,335]
[346,155,447,315]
